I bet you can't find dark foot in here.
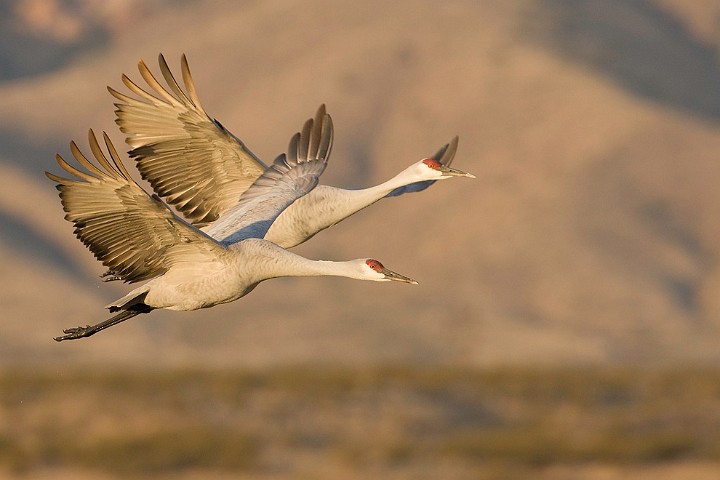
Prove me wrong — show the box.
[54,325,95,342]
[100,271,122,282]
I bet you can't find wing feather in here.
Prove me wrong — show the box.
[181,54,204,110]
[46,130,224,283]
[109,53,268,227]
[158,54,195,106]
[204,109,333,244]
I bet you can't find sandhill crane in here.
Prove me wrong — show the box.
[47,110,416,342]
[107,54,474,249]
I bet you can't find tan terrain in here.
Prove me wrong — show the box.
[1,1,720,478]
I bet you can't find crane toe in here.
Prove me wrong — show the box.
[53,325,93,342]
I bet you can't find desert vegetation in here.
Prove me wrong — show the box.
[1,366,719,479]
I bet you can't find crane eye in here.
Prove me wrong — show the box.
[422,158,442,170]
[365,259,384,272]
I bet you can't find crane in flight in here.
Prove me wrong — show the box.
[107,54,475,250]
[47,109,416,342]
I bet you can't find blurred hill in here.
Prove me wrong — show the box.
[1,0,720,367]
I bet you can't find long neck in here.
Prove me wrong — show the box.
[347,167,421,204]
[285,257,362,279]
[311,167,421,219]
[270,168,422,248]
[238,240,364,282]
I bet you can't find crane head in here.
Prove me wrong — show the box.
[363,259,418,284]
[420,158,475,179]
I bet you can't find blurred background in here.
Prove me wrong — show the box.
[2,0,720,478]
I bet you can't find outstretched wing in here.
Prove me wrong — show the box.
[205,106,333,245]
[46,130,225,283]
[108,54,268,227]
[385,136,459,197]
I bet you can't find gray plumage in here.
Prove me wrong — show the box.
[47,112,416,341]
[108,54,474,249]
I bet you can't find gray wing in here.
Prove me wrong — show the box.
[108,54,268,227]
[205,106,333,245]
[46,130,225,284]
[385,136,459,198]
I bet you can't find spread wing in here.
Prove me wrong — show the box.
[46,130,225,284]
[108,53,268,227]
[385,135,459,197]
[205,106,333,245]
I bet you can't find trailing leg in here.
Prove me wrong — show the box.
[54,304,153,342]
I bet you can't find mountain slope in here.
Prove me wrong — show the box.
[0,0,719,367]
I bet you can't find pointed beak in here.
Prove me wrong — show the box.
[439,165,475,178]
[381,267,418,284]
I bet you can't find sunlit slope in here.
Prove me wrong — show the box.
[0,0,719,366]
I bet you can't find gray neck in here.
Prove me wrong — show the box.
[235,239,363,282]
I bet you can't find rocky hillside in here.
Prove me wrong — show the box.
[1,0,720,367]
